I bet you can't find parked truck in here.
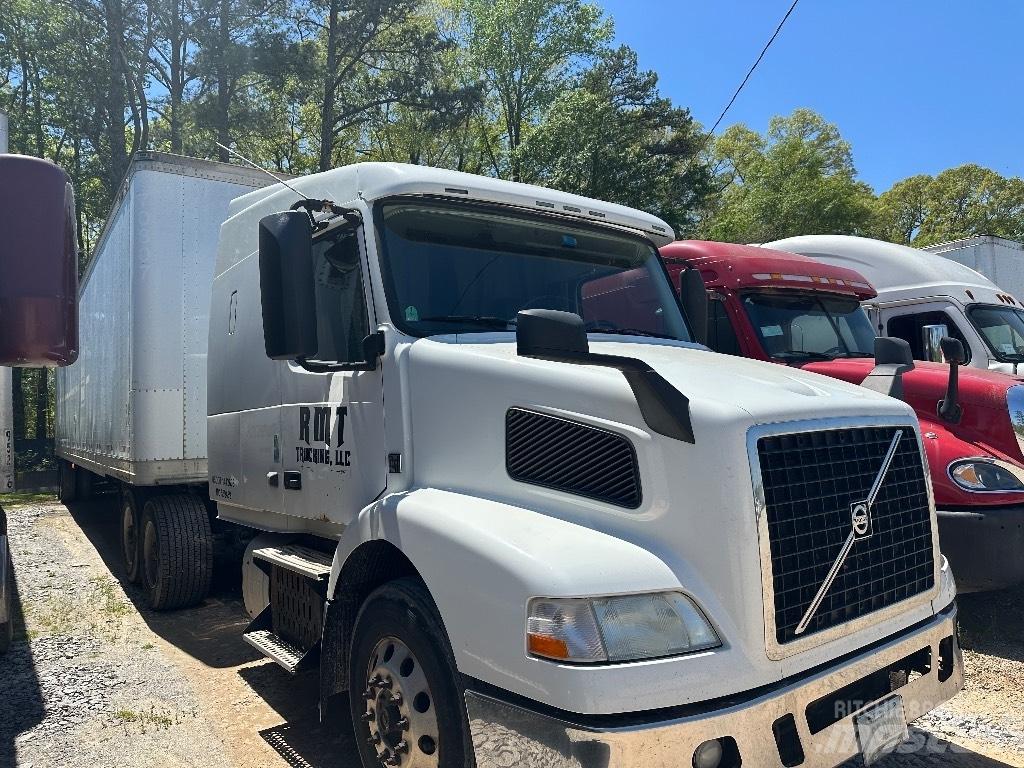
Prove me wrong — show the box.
[924,236,1024,306]
[661,240,1024,594]
[58,156,962,768]
[764,235,1024,377]
[0,128,80,653]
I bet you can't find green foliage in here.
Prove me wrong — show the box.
[702,109,876,243]
[519,46,712,235]
[872,164,1024,246]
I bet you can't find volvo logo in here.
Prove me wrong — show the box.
[851,501,871,539]
[794,429,904,636]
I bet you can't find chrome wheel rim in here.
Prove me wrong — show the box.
[121,501,137,572]
[363,636,439,767]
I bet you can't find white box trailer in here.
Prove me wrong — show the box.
[923,235,1024,300]
[55,153,275,487]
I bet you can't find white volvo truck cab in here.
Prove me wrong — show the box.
[209,165,961,768]
[765,234,1024,375]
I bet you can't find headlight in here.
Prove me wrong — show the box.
[526,592,720,664]
[949,458,1024,492]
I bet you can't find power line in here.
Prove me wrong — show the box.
[707,0,801,137]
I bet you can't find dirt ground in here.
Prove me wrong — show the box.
[1,494,1023,768]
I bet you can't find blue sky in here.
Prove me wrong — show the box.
[599,0,1024,193]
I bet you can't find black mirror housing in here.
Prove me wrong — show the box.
[259,211,318,360]
[862,337,915,400]
[516,309,589,358]
[679,268,709,346]
[940,337,965,366]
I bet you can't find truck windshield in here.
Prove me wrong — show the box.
[967,305,1024,362]
[742,292,875,362]
[376,201,690,340]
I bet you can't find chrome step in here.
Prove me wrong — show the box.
[252,544,332,580]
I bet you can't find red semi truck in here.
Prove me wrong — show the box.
[660,240,1024,593]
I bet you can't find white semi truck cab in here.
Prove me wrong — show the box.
[765,234,1024,376]
[201,164,961,768]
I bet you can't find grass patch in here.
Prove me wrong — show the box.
[22,575,134,641]
[111,705,177,732]
[0,491,57,506]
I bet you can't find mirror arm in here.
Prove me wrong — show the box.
[294,331,385,374]
[938,361,962,423]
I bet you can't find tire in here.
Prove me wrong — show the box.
[0,543,12,655]
[349,578,473,768]
[58,461,77,503]
[139,494,213,611]
[120,490,145,584]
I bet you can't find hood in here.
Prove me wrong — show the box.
[449,334,915,428]
[803,357,1024,507]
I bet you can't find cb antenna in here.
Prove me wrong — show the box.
[215,141,306,201]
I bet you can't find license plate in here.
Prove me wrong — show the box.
[855,695,909,765]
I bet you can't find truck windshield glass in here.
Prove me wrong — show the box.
[967,305,1024,361]
[742,292,875,362]
[377,202,690,340]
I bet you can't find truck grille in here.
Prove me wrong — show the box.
[757,426,934,645]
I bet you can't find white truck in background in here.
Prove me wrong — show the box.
[766,235,1024,376]
[59,156,962,768]
[923,235,1024,309]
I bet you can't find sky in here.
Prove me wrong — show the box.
[599,0,1024,193]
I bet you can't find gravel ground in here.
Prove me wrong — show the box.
[1,495,1023,768]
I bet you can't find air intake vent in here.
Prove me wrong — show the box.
[506,408,641,508]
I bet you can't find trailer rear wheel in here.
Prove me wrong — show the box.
[140,495,213,610]
[349,578,472,768]
[58,461,77,503]
[120,490,145,584]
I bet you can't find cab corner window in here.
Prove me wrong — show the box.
[887,311,971,364]
[309,227,370,365]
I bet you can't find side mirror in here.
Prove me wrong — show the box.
[259,211,317,360]
[938,337,965,423]
[862,337,915,399]
[0,155,79,366]
[922,324,950,362]
[679,268,708,346]
[516,309,589,358]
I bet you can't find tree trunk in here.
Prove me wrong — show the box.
[104,0,129,192]
[318,0,339,172]
[34,370,48,439]
[216,0,231,161]
[170,5,183,154]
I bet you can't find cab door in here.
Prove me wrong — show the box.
[279,223,386,528]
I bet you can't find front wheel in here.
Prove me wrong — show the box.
[349,578,473,768]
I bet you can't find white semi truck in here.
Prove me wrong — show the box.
[58,155,962,768]
[765,235,1024,376]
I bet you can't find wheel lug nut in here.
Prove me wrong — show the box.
[367,733,381,745]
[395,740,409,753]
[396,717,409,731]
[379,678,393,689]
[385,756,401,767]
[360,710,375,722]
[390,692,403,705]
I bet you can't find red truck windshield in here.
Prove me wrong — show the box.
[742,292,875,363]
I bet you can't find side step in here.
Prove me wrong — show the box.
[252,544,332,580]
[243,604,320,675]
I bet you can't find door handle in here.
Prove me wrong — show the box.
[267,471,279,487]
[283,471,302,490]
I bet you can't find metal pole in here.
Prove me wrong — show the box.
[0,110,14,492]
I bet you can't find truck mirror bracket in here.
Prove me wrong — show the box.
[516,310,695,443]
[861,337,915,400]
[937,337,965,424]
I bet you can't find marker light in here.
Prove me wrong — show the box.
[527,593,720,664]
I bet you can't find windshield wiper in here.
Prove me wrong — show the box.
[590,328,677,340]
[418,314,514,329]
[772,350,835,361]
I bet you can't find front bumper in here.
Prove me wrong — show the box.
[467,605,962,768]
[937,506,1024,592]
